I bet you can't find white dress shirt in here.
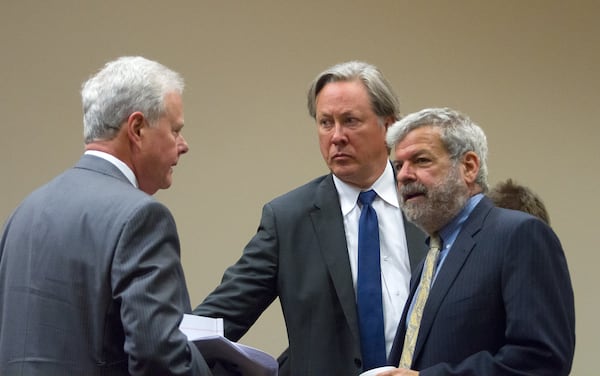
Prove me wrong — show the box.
[333,162,411,356]
[84,150,138,188]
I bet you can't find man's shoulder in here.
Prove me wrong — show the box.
[478,201,555,243]
[34,163,158,215]
[486,203,544,227]
[270,174,333,203]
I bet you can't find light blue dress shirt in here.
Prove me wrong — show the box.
[405,193,484,327]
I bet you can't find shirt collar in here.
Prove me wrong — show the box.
[84,150,138,188]
[333,161,399,215]
[438,193,484,246]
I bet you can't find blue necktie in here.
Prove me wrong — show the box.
[357,189,386,370]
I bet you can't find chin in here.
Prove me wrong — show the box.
[401,205,430,227]
[330,164,357,177]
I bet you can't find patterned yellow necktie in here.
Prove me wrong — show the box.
[398,234,442,369]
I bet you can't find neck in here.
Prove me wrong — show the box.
[85,139,133,171]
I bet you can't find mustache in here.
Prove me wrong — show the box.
[399,182,428,202]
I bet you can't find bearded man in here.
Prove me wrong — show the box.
[379,108,575,376]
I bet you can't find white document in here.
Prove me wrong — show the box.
[179,314,278,376]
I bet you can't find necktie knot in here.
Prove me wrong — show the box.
[358,189,377,206]
[429,234,441,251]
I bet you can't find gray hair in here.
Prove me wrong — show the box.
[81,56,184,144]
[386,107,489,192]
[307,61,399,121]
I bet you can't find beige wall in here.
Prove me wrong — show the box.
[1,1,597,374]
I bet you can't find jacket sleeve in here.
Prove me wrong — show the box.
[112,200,213,376]
[193,203,279,341]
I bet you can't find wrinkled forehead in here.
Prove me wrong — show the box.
[393,126,447,159]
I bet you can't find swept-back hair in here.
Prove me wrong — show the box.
[81,56,184,143]
[307,61,399,121]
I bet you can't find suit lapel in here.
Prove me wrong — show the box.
[412,198,493,361]
[404,218,428,271]
[310,175,361,342]
[308,168,429,348]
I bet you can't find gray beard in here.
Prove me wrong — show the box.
[400,165,469,234]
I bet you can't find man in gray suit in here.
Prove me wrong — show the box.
[0,56,213,375]
[194,61,427,375]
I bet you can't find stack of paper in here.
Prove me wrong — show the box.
[179,314,278,376]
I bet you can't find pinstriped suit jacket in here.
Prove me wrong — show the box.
[0,155,211,376]
[388,197,575,375]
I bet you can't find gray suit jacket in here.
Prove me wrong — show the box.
[388,197,575,375]
[0,155,212,376]
[194,172,427,375]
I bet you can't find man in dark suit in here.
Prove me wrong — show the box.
[194,61,427,375]
[0,56,213,375]
[382,107,575,375]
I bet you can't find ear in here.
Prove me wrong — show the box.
[461,151,480,184]
[126,112,146,146]
[383,116,396,130]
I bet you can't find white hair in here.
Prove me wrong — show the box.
[81,56,184,143]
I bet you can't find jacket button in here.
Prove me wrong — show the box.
[354,358,362,368]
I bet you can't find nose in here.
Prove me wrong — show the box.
[331,123,347,145]
[396,162,415,184]
[178,134,189,155]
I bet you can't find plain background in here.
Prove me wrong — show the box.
[1,1,597,374]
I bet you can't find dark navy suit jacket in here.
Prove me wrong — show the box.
[388,197,575,375]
